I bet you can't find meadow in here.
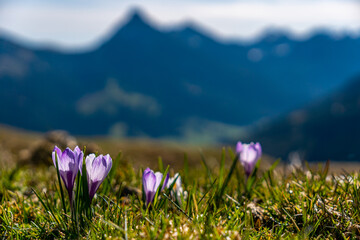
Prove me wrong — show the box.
[1,127,360,239]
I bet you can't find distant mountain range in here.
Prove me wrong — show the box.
[1,9,360,144]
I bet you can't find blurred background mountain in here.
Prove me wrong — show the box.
[0,2,360,162]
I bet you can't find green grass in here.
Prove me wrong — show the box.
[1,147,360,239]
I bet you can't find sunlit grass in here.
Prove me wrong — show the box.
[1,148,360,239]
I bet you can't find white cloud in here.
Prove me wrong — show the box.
[0,0,359,48]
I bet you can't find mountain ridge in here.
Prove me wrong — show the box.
[0,9,360,144]
[246,74,360,161]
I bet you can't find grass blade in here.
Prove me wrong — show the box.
[216,154,238,206]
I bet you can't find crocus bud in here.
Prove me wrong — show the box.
[143,168,169,206]
[167,173,184,205]
[85,154,112,202]
[52,146,83,202]
[236,142,262,178]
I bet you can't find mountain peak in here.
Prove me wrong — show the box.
[125,8,149,26]
[97,8,160,49]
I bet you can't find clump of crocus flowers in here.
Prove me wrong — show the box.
[50,141,263,220]
[142,168,187,208]
[52,146,112,207]
[236,142,262,178]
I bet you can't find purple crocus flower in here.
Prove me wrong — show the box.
[236,142,262,178]
[142,168,169,206]
[52,146,84,202]
[167,173,185,205]
[85,154,112,202]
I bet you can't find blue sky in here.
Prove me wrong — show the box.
[0,0,359,49]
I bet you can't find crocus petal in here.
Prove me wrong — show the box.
[88,180,103,201]
[62,148,77,171]
[240,145,258,163]
[236,142,243,153]
[168,173,181,191]
[62,148,78,189]
[154,172,163,191]
[86,154,96,174]
[175,174,182,191]
[144,168,152,176]
[254,142,262,158]
[52,146,63,169]
[143,170,156,205]
[90,155,106,182]
[93,154,112,183]
[74,146,84,175]
[60,149,74,174]
[144,171,156,194]
[85,154,96,198]
[102,154,112,179]
[243,162,253,177]
[167,177,175,189]
[162,173,169,191]
[143,168,156,192]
